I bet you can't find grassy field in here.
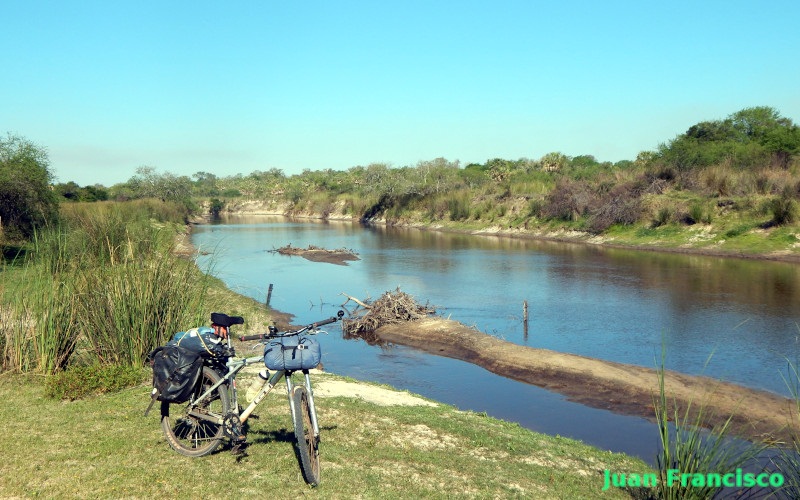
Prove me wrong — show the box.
[0,371,651,499]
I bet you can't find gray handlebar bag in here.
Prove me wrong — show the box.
[264,336,321,371]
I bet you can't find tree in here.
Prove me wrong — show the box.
[0,133,59,239]
[659,106,800,171]
[729,106,786,141]
[486,158,514,182]
[82,185,108,202]
[54,181,83,201]
[540,152,569,172]
[126,166,192,203]
[53,182,108,202]
[192,171,219,197]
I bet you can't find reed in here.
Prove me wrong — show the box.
[772,355,800,497]
[1,264,80,373]
[76,253,211,366]
[653,345,764,499]
[1,200,212,372]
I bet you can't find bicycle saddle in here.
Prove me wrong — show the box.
[210,312,245,327]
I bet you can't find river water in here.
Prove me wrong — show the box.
[191,215,800,464]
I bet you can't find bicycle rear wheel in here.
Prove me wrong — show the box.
[292,386,320,486]
[161,366,230,457]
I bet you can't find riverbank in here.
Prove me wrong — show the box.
[215,198,800,264]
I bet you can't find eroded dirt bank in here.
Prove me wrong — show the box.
[376,317,798,444]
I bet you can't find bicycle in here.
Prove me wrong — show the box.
[157,310,344,486]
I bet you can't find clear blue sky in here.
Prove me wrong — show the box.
[2,0,799,187]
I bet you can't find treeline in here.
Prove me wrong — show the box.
[201,106,800,234]
[161,106,800,234]
[3,106,799,244]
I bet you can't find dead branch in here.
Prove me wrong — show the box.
[339,293,371,309]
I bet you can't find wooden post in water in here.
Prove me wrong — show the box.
[266,283,274,307]
[523,300,529,339]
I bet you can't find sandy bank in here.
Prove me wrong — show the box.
[376,317,798,444]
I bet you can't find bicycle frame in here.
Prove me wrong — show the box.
[187,351,320,438]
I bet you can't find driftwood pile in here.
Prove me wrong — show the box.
[340,289,436,345]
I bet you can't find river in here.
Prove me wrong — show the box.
[191,215,800,464]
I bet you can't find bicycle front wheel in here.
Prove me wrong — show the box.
[161,366,230,457]
[292,386,320,486]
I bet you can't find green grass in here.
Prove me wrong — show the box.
[0,372,650,498]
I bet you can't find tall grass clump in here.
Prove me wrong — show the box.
[76,253,211,366]
[1,263,81,373]
[653,346,764,499]
[1,200,213,373]
[767,190,797,226]
[447,193,471,221]
[773,353,800,497]
[57,201,177,267]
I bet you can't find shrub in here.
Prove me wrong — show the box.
[724,224,752,238]
[768,193,797,226]
[541,179,594,221]
[653,206,673,227]
[587,181,644,233]
[526,198,544,218]
[209,198,224,217]
[447,195,471,221]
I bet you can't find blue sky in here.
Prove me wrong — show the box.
[2,1,799,187]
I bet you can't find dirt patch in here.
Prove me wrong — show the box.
[236,366,437,407]
[313,377,438,407]
[270,244,360,266]
[375,317,799,444]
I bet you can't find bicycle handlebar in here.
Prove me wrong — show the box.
[239,311,344,342]
[240,333,272,341]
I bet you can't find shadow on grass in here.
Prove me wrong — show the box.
[1,244,26,263]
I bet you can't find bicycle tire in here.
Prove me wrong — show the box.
[161,366,230,457]
[292,386,320,486]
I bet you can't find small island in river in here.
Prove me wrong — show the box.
[270,244,360,266]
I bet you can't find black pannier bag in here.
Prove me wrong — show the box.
[145,345,204,414]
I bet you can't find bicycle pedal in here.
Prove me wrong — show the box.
[231,442,249,456]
